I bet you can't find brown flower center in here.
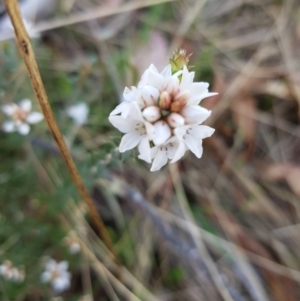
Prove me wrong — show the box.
[50,270,60,281]
[12,108,28,122]
[158,90,190,114]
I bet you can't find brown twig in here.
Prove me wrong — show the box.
[4,0,118,262]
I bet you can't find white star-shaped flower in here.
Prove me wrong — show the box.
[64,231,81,254]
[109,50,217,171]
[0,260,25,282]
[41,259,71,293]
[1,99,43,135]
[66,102,89,125]
[109,104,155,163]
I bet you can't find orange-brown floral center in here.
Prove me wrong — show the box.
[158,90,189,113]
[50,269,60,281]
[12,108,28,122]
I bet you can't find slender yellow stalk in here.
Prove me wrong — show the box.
[4,0,117,262]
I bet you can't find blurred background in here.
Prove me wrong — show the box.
[1,0,300,300]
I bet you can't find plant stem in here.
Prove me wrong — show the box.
[4,0,118,263]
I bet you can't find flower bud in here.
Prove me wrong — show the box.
[170,49,192,73]
[158,91,171,110]
[181,106,211,124]
[142,106,161,122]
[170,90,190,112]
[167,113,185,128]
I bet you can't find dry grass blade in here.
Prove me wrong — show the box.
[3,0,118,262]
[108,176,253,301]
[63,200,161,301]
[169,163,237,301]
[35,0,177,32]
[169,0,206,53]
[158,209,300,284]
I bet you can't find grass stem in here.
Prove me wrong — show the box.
[4,0,118,263]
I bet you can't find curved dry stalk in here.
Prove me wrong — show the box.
[4,0,118,262]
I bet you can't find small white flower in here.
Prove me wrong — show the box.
[150,136,186,172]
[0,261,25,283]
[66,103,89,125]
[174,125,215,158]
[69,242,81,254]
[64,231,81,254]
[109,51,217,171]
[41,259,71,293]
[1,99,43,135]
[109,104,155,163]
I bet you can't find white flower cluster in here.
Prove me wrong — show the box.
[109,60,216,171]
[0,260,25,282]
[41,259,71,293]
[1,99,43,135]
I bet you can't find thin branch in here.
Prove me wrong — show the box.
[4,0,118,263]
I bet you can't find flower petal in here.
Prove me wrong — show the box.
[125,102,144,121]
[45,259,56,271]
[144,121,156,141]
[181,106,211,124]
[123,86,137,102]
[17,123,30,135]
[119,132,141,152]
[58,261,69,271]
[153,121,171,146]
[146,69,165,90]
[108,116,136,133]
[110,102,129,116]
[26,112,44,124]
[2,121,16,132]
[150,146,158,159]
[151,147,168,172]
[53,277,70,292]
[179,66,194,91]
[138,64,159,88]
[164,136,180,159]
[139,85,160,107]
[174,125,188,139]
[170,140,186,163]
[184,134,203,158]
[2,104,17,116]
[160,64,172,78]
[188,82,217,105]
[40,271,51,283]
[163,76,179,94]
[138,137,151,163]
[18,99,32,112]
[189,125,215,139]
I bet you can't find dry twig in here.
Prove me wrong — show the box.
[4,0,118,262]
